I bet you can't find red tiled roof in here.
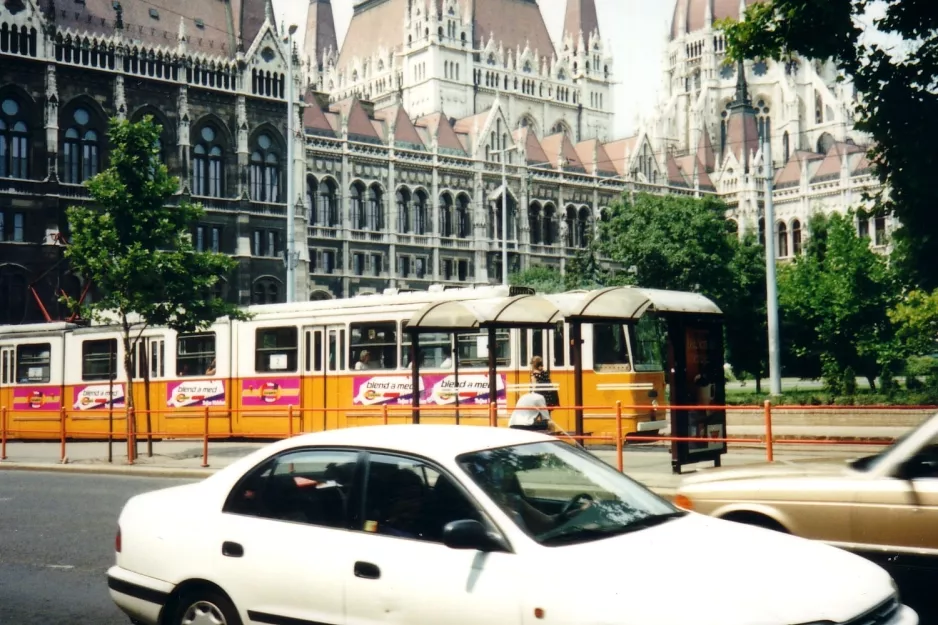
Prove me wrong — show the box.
[696,128,716,172]
[726,108,760,169]
[416,112,466,155]
[563,0,600,48]
[541,133,585,171]
[474,0,555,60]
[602,136,638,176]
[514,127,550,166]
[377,106,426,150]
[671,0,758,41]
[337,0,408,71]
[574,138,616,175]
[669,154,690,187]
[774,150,822,186]
[47,0,268,58]
[330,97,382,143]
[303,89,337,137]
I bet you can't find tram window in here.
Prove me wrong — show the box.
[519,331,528,367]
[82,339,118,381]
[402,331,451,369]
[177,333,216,377]
[532,330,544,367]
[350,322,397,370]
[1,351,10,384]
[630,316,665,372]
[16,343,52,383]
[551,324,565,368]
[256,327,298,373]
[457,330,509,368]
[328,331,338,371]
[314,331,323,372]
[593,324,630,369]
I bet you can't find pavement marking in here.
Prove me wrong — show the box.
[44,564,75,570]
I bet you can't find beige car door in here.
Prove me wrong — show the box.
[851,429,938,555]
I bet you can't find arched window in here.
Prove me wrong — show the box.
[440,193,453,237]
[414,190,429,235]
[791,219,802,255]
[319,178,339,226]
[397,187,411,233]
[857,210,870,239]
[528,203,542,245]
[193,124,224,197]
[62,107,99,184]
[306,177,318,224]
[758,218,766,246]
[874,214,886,247]
[756,99,771,146]
[366,184,383,231]
[0,97,29,179]
[543,205,556,245]
[565,207,576,247]
[252,278,281,305]
[350,183,365,229]
[456,195,471,238]
[577,207,591,248]
[777,221,789,258]
[250,133,280,202]
[782,131,790,163]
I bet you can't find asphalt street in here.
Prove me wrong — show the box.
[0,472,195,625]
[0,471,935,624]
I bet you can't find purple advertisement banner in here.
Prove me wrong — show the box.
[12,386,63,411]
[73,384,126,410]
[352,374,506,406]
[241,378,300,406]
[167,380,226,408]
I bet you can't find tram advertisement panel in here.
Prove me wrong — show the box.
[241,378,300,406]
[13,386,63,411]
[352,374,507,406]
[73,384,126,410]
[166,380,226,408]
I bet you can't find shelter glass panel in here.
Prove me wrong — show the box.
[457,330,509,368]
[402,331,452,369]
[593,323,630,369]
[630,316,665,372]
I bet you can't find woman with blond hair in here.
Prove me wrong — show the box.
[530,355,558,408]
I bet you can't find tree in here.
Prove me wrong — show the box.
[63,117,248,454]
[777,212,900,393]
[509,264,566,294]
[890,290,938,358]
[720,1,938,289]
[597,192,768,382]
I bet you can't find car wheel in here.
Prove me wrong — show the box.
[723,512,789,534]
[170,589,242,625]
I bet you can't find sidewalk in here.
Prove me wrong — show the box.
[0,434,881,495]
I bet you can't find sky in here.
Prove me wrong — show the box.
[273,0,675,139]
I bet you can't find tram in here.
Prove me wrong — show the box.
[0,284,724,451]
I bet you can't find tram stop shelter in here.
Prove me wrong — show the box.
[404,285,725,473]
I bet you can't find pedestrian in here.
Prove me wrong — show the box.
[530,356,558,408]
[508,392,551,431]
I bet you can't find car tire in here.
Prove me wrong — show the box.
[168,588,243,625]
[723,512,789,534]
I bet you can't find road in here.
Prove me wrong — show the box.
[0,471,935,625]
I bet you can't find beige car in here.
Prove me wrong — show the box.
[675,412,938,568]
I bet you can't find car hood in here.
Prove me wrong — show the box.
[527,513,894,625]
[678,458,856,487]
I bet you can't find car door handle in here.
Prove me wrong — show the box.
[222,541,244,558]
[354,561,380,580]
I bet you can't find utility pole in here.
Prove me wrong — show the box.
[284,24,298,302]
[762,138,782,396]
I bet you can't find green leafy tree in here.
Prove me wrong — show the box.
[63,117,248,449]
[597,192,768,382]
[777,212,900,393]
[890,290,938,358]
[720,1,938,289]
[509,264,566,294]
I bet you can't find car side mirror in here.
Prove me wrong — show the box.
[442,520,507,553]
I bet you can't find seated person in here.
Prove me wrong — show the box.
[508,393,551,431]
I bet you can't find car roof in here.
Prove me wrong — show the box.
[278,424,555,459]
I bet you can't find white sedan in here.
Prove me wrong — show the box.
[108,425,917,625]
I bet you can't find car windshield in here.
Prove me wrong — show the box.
[457,441,684,546]
[850,412,938,473]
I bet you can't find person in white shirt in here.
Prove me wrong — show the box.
[355,350,372,371]
[508,392,551,431]
[439,346,453,369]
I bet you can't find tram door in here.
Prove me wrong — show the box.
[306,325,345,432]
[0,346,13,417]
[665,314,727,473]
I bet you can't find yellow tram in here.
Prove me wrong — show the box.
[0,284,721,441]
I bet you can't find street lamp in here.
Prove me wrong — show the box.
[284,23,299,303]
[492,146,519,286]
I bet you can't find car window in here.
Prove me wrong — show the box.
[224,449,359,528]
[908,433,938,479]
[360,453,484,543]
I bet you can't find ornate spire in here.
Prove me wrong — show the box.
[732,59,750,107]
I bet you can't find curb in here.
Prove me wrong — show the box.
[0,462,217,479]
[0,462,680,498]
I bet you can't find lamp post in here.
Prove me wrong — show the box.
[284,23,299,303]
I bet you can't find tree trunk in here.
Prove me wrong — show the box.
[867,376,877,392]
[755,377,762,394]
[121,333,137,462]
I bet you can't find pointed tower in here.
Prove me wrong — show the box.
[724,59,760,172]
[304,0,339,75]
[562,0,600,53]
